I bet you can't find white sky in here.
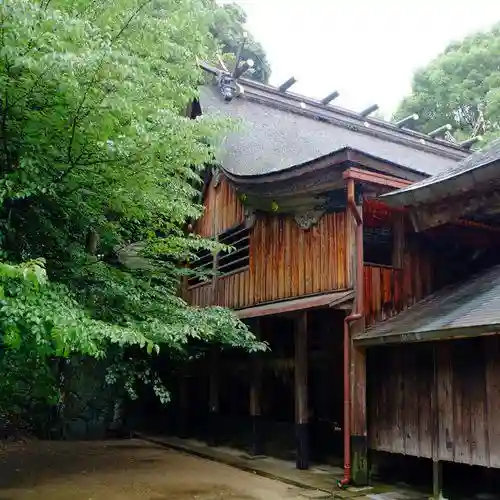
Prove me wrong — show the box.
[224,0,500,118]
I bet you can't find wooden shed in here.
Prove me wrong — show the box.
[356,262,500,467]
[360,139,500,496]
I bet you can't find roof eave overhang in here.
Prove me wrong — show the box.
[382,159,500,209]
[221,147,428,188]
[354,324,500,347]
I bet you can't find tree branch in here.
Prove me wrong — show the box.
[112,0,154,42]
[66,1,153,169]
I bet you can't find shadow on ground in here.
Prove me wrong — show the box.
[0,439,304,500]
[0,440,163,491]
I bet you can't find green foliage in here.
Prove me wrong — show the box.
[394,23,500,145]
[210,2,271,84]
[0,0,264,433]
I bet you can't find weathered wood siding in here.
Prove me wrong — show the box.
[195,176,245,237]
[187,211,348,309]
[364,241,435,327]
[368,336,500,468]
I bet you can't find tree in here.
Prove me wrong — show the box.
[394,23,500,144]
[210,3,271,84]
[0,0,262,433]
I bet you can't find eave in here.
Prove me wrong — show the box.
[222,147,428,189]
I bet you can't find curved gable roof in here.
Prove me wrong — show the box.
[199,80,467,180]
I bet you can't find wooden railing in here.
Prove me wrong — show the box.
[364,256,434,327]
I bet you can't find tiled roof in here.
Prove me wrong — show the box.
[354,264,500,346]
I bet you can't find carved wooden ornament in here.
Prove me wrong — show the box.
[244,207,256,228]
[294,210,325,230]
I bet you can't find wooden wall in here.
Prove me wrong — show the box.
[190,176,436,313]
[188,210,349,310]
[195,175,245,237]
[364,240,435,327]
[368,336,500,468]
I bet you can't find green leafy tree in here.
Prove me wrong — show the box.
[0,0,263,433]
[394,23,500,144]
[210,3,271,84]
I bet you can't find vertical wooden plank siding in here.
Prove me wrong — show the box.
[416,344,435,459]
[194,176,245,238]
[436,345,454,462]
[368,337,500,468]
[187,211,348,309]
[363,243,435,327]
[485,335,500,467]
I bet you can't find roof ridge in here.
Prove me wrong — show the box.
[239,87,466,163]
[199,61,468,160]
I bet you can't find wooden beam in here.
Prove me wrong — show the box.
[343,166,413,190]
[224,148,426,188]
[346,150,425,182]
[410,188,500,232]
[236,290,354,319]
[294,311,309,470]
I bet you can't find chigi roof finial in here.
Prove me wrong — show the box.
[216,33,255,102]
[428,124,452,138]
[320,91,340,105]
[277,77,297,93]
[394,113,419,128]
[359,104,379,117]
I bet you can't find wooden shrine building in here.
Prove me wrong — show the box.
[170,62,500,491]
[354,139,500,496]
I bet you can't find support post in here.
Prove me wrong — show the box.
[351,344,368,485]
[178,373,189,438]
[207,347,220,446]
[294,311,309,470]
[249,320,264,456]
[346,181,369,486]
[431,347,446,499]
[432,460,445,500]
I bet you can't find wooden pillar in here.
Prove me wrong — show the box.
[207,347,220,446]
[432,460,445,500]
[351,193,368,485]
[294,311,309,470]
[431,346,446,499]
[249,320,264,456]
[178,373,189,438]
[351,343,368,485]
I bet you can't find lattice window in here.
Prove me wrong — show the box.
[217,223,250,276]
[187,248,214,287]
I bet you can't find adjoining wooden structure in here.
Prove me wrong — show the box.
[354,139,500,497]
[173,61,500,490]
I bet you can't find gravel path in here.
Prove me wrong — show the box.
[0,439,308,500]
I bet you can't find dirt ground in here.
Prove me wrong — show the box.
[0,439,309,500]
